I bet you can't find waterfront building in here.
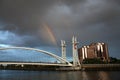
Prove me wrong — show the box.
[78,42,109,63]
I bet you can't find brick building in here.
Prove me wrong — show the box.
[78,42,109,63]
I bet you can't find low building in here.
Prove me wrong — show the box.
[78,42,109,63]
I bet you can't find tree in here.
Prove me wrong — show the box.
[82,58,105,64]
[109,57,120,64]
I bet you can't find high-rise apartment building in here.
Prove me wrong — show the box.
[78,42,109,63]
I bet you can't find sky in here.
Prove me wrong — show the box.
[0,0,120,62]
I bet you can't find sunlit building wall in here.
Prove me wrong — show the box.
[78,42,109,63]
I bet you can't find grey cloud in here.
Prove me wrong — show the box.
[0,0,120,58]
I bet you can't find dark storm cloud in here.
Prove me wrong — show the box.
[0,0,84,34]
[0,0,60,46]
[0,0,120,58]
[0,0,84,46]
[0,0,55,33]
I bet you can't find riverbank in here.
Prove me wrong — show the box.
[0,64,120,71]
[81,64,120,71]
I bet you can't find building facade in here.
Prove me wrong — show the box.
[78,42,109,63]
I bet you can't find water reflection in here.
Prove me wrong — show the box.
[82,71,89,80]
[98,71,110,80]
[0,70,119,80]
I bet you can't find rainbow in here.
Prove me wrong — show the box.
[42,23,57,46]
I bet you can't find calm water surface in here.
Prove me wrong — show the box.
[0,70,120,80]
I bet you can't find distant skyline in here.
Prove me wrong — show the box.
[0,0,120,61]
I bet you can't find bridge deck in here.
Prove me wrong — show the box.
[0,62,72,67]
[0,62,80,71]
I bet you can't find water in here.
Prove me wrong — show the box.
[0,70,120,80]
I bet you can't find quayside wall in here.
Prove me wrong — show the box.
[0,64,80,71]
[0,64,120,71]
[81,64,120,71]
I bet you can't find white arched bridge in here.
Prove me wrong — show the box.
[0,37,81,70]
[0,46,72,67]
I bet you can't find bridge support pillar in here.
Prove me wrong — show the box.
[72,36,81,67]
[61,40,66,63]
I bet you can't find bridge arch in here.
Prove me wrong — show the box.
[0,47,72,66]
